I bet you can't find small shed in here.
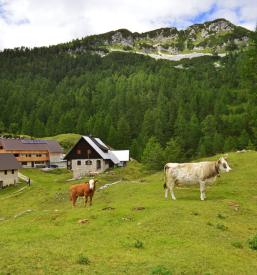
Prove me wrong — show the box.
[0,153,21,188]
[111,150,130,166]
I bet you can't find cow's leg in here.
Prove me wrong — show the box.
[199,181,206,201]
[165,188,169,199]
[170,185,176,200]
[89,195,93,206]
[167,178,176,200]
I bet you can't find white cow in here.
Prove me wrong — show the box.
[164,157,232,201]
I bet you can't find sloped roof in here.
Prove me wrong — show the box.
[0,153,21,170]
[0,138,63,153]
[111,150,130,162]
[83,136,120,164]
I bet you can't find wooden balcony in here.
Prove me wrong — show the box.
[16,156,49,162]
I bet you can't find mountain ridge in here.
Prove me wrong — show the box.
[66,18,252,59]
[1,18,252,61]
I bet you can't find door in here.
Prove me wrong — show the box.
[0,181,3,189]
[96,160,101,170]
[31,162,34,168]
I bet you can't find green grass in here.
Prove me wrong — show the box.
[1,152,257,274]
[42,133,81,152]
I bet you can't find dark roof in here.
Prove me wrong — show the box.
[89,136,109,152]
[0,138,63,153]
[46,140,63,153]
[0,153,21,170]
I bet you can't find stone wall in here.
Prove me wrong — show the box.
[72,159,109,179]
[0,170,18,187]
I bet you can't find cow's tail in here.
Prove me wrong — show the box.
[163,164,168,189]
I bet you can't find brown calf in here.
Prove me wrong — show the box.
[69,179,97,207]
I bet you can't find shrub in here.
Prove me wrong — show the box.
[192,211,199,216]
[77,254,90,265]
[134,240,144,249]
[216,224,228,231]
[151,265,172,275]
[249,234,257,250]
[217,213,226,219]
[232,241,243,249]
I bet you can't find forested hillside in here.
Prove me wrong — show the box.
[0,28,256,164]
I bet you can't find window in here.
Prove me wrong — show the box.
[4,170,7,175]
[22,162,27,165]
[97,160,101,170]
[36,154,42,157]
[0,146,3,149]
[76,149,81,155]
[85,160,92,165]
[12,170,14,174]
[14,154,19,157]
[77,160,81,166]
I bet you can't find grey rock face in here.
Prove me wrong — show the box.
[111,32,134,46]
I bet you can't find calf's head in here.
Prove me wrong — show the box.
[217,156,232,173]
[88,179,98,190]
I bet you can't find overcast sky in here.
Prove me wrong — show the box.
[0,0,256,50]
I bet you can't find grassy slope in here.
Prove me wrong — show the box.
[0,152,257,274]
[42,133,81,152]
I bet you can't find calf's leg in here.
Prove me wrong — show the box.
[72,194,78,207]
[84,195,88,207]
[89,195,93,206]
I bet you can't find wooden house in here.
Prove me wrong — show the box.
[64,136,129,178]
[0,153,21,188]
[0,138,63,168]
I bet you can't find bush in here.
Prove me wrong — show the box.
[232,241,243,249]
[134,240,144,249]
[151,265,172,275]
[217,213,226,219]
[77,254,90,265]
[249,234,257,250]
[216,224,228,231]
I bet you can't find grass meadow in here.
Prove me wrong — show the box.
[0,152,257,274]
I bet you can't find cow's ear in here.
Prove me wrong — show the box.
[224,154,228,160]
[218,158,221,164]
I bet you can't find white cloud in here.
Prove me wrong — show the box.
[0,0,256,50]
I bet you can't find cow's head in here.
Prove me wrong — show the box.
[217,156,232,173]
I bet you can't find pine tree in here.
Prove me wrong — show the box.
[142,137,164,170]
[0,120,5,133]
[164,138,183,163]
[116,116,130,149]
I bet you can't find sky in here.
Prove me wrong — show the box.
[0,0,256,50]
